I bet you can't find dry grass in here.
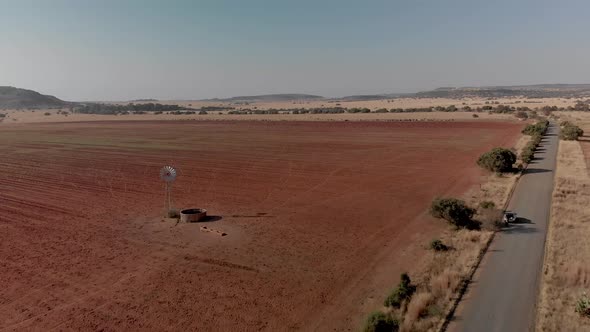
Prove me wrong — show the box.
[398,230,493,332]
[395,136,527,331]
[537,140,590,331]
[164,96,577,111]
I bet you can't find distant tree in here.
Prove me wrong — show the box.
[574,102,590,112]
[515,111,528,119]
[446,105,458,112]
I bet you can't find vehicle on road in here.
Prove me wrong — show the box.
[503,211,517,225]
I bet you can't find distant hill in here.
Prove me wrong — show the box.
[415,84,590,98]
[204,94,324,103]
[129,98,159,102]
[336,93,411,101]
[0,86,68,109]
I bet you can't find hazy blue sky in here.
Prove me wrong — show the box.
[1,0,589,101]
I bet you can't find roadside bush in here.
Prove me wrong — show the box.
[363,312,399,332]
[44,112,51,116]
[522,120,549,136]
[560,123,584,141]
[479,201,496,209]
[199,110,208,115]
[384,273,416,308]
[430,197,478,229]
[477,148,517,173]
[575,292,590,318]
[430,239,449,251]
[472,113,479,118]
[374,108,389,113]
[515,111,528,119]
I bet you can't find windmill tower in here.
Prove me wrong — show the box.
[160,165,177,214]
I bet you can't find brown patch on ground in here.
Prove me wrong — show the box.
[0,120,522,330]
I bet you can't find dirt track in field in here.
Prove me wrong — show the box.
[0,120,522,331]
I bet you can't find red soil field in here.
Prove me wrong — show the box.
[0,120,522,331]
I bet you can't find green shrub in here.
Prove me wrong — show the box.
[575,292,590,318]
[477,148,517,173]
[44,112,51,116]
[479,201,496,209]
[384,273,416,308]
[515,111,528,119]
[430,239,449,251]
[560,124,584,141]
[431,197,478,229]
[363,312,399,332]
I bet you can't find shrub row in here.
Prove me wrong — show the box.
[520,120,549,163]
[522,119,549,136]
[521,134,542,163]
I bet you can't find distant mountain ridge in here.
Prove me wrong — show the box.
[0,86,68,109]
[4,83,590,110]
[203,94,324,102]
[202,84,590,102]
[415,84,590,98]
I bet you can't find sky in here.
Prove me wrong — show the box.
[1,0,590,101]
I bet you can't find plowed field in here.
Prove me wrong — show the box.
[0,120,522,331]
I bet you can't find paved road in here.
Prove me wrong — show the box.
[448,123,559,332]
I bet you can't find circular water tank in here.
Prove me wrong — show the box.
[180,208,207,223]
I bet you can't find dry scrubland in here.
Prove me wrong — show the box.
[1,108,515,124]
[537,113,590,331]
[537,141,590,331]
[372,133,530,331]
[0,96,580,124]
[169,96,577,111]
[0,120,523,331]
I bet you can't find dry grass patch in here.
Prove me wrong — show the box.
[398,229,493,331]
[537,140,590,331]
[393,136,525,331]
